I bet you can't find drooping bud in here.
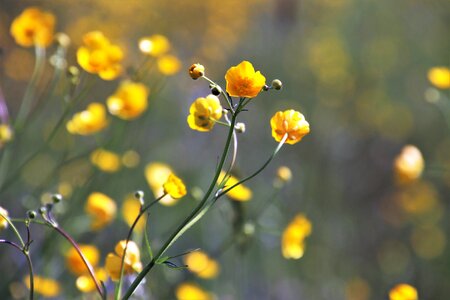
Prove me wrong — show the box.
[235,122,246,133]
[189,63,205,80]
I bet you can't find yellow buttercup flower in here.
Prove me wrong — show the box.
[77,31,123,80]
[90,148,121,173]
[24,275,61,297]
[189,63,205,80]
[0,206,9,231]
[428,67,450,89]
[184,250,220,279]
[10,7,55,48]
[270,110,310,145]
[66,103,108,135]
[122,150,140,168]
[107,81,149,120]
[145,162,178,206]
[66,244,100,275]
[218,171,252,201]
[158,54,182,76]
[187,95,223,132]
[122,195,146,232]
[163,173,187,199]
[0,124,13,147]
[176,282,212,300]
[394,145,424,185]
[389,284,418,300]
[105,240,142,281]
[281,214,312,259]
[138,34,170,56]
[76,268,107,293]
[85,192,117,230]
[225,61,266,98]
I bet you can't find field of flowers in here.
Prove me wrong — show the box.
[0,1,449,299]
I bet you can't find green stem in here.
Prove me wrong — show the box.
[1,211,25,248]
[202,76,234,112]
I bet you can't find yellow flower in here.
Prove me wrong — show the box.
[184,251,220,279]
[24,275,61,297]
[77,31,123,80]
[189,63,205,80]
[10,7,55,48]
[107,81,149,120]
[85,192,117,230]
[90,148,121,173]
[277,166,292,182]
[122,195,146,232]
[105,240,142,281]
[0,124,13,147]
[218,171,252,201]
[389,284,418,300]
[176,283,212,300]
[122,150,140,168]
[394,145,425,185]
[187,95,223,132]
[66,244,100,275]
[66,103,108,135]
[428,67,450,89]
[281,214,312,259]
[163,173,187,199]
[145,162,178,206]
[225,61,266,98]
[158,54,182,75]
[138,34,170,56]
[0,206,9,231]
[270,110,310,145]
[76,268,107,293]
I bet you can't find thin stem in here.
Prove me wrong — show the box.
[202,76,234,113]
[0,211,25,248]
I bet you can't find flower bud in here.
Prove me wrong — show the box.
[235,122,246,133]
[277,166,292,182]
[211,85,221,96]
[189,63,205,80]
[271,79,283,90]
[134,190,144,200]
[38,206,47,215]
[55,32,71,48]
[52,194,62,203]
[263,84,270,91]
[27,210,37,219]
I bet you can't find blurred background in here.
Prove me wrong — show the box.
[0,0,449,299]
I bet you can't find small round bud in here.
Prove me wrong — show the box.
[27,210,37,219]
[276,166,292,182]
[55,32,71,48]
[189,63,205,80]
[263,84,270,91]
[271,79,283,90]
[235,122,246,133]
[38,206,47,215]
[52,194,63,204]
[135,190,144,200]
[243,222,255,236]
[211,86,221,96]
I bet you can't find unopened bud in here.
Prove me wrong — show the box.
[27,210,37,219]
[211,85,221,96]
[271,79,283,90]
[235,122,246,133]
[38,206,47,215]
[263,84,270,91]
[55,32,71,48]
[276,166,292,182]
[189,63,205,80]
[52,194,62,204]
[135,190,144,200]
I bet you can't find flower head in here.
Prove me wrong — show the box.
[138,34,170,56]
[24,275,61,297]
[281,214,312,259]
[189,63,205,80]
[76,268,107,293]
[0,206,9,231]
[66,103,108,135]
[85,192,117,230]
[389,284,418,300]
[176,283,212,300]
[394,145,424,185]
[187,95,223,132]
[225,61,266,98]
[107,81,149,120]
[163,173,187,199]
[145,162,179,206]
[10,7,55,48]
[66,244,100,275]
[428,67,450,89]
[218,171,252,201]
[105,240,142,281]
[77,31,123,80]
[184,250,220,279]
[158,54,181,75]
[270,110,310,145]
[0,124,13,148]
[90,148,121,173]
[122,195,146,232]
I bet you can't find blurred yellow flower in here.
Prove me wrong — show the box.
[189,63,205,80]
[270,110,310,145]
[158,54,182,75]
[218,171,252,201]
[0,206,9,231]
[85,192,117,230]
[122,195,146,232]
[76,268,107,293]
[187,95,223,132]
[277,166,292,183]
[10,7,55,48]
[145,162,178,206]
[24,275,61,297]
[394,145,424,185]
[105,240,142,281]
[122,150,140,168]
[389,283,418,300]
[66,244,100,275]
[66,103,108,135]
[163,173,187,199]
[225,61,266,98]
[77,31,123,80]
[90,148,121,173]
[0,124,13,147]
[139,34,170,56]
[107,81,149,120]
[176,282,212,300]
[281,214,312,259]
[427,67,450,89]
[184,250,220,279]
